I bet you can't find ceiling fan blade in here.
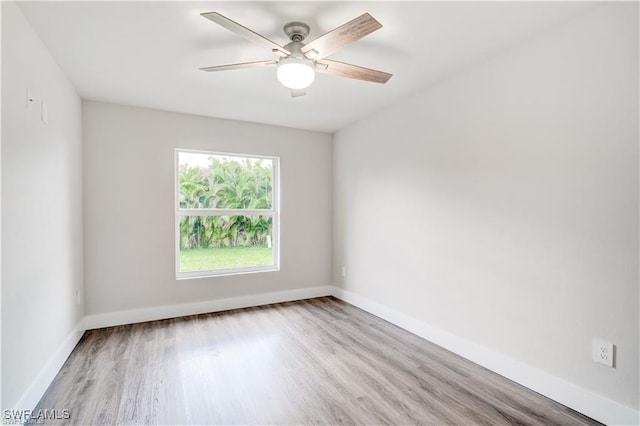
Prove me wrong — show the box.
[316,59,392,84]
[200,60,277,72]
[201,12,290,56]
[290,88,306,98]
[301,13,382,59]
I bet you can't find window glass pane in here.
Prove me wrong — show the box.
[178,152,273,209]
[179,215,273,272]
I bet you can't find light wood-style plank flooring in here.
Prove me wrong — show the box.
[36,297,599,425]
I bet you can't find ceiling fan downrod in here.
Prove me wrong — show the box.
[283,22,310,43]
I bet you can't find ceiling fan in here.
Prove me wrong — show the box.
[200,12,393,97]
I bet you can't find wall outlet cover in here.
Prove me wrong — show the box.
[592,338,614,367]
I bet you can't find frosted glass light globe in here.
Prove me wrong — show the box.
[277,58,315,89]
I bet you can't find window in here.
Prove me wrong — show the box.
[175,149,279,278]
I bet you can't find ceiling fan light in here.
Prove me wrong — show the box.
[277,58,315,89]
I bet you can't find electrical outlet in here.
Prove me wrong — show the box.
[341,266,346,278]
[75,290,81,305]
[593,339,614,367]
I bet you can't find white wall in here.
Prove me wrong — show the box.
[1,2,84,410]
[82,101,332,316]
[0,0,4,411]
[333,2,638,413]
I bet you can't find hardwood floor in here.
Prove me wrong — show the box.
[36,297,599,425]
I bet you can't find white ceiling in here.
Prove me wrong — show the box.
[17,1,595,133]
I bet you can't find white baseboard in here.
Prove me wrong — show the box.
[83,285,334,330]
[14,324,84,412]
[330,286,639,426]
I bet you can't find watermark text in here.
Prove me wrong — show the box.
[3,409,70,424]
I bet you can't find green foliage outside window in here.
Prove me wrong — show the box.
[178,156,273,250]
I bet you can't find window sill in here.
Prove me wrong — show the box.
[176,266,280,280]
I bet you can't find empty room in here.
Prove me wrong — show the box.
[1,1,638,425]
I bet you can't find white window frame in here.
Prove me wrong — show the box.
[175,148,280,279]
